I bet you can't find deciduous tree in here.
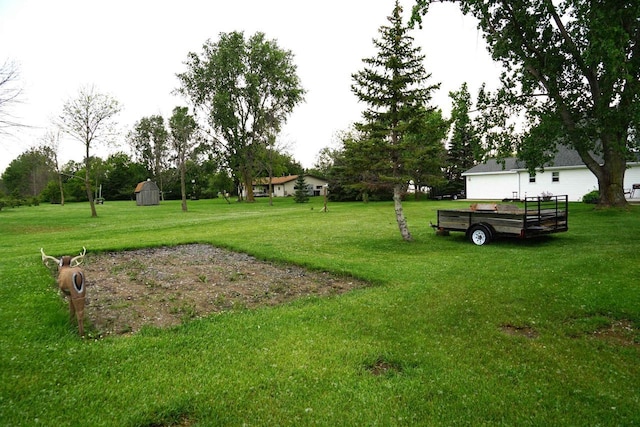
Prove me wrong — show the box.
[58,85,121,217]
[1,147,54,198]
[412,0,640,207]
[128,115,169,200]
[102,152,148,200]
[169,106,198,212]
[0,59,22,133]
[176,31,305,202]
[40,130,65,205]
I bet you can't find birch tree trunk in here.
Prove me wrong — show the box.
[393,184,412,241]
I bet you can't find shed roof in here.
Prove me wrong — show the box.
[134,180,159,193]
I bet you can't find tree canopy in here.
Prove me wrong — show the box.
[57,85,121,216]
[176,31,305,202]
[412,0,640,207]
[128,115,169,199]
[446,82,482,187]
[169,106,199,212]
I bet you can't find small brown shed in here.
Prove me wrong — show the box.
[135,180,160,206]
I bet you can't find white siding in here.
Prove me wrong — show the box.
[282,176,328,196]
[304,176,329,196]
[466,171,519,200]
[465,163,640,201]
[518,167,598,201]
[626,163,640,199]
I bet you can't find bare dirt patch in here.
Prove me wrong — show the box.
[500,324,539,339]
[592,319,639,346]
[81,244,367,337]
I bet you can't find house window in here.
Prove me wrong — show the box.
[552,172,559,183]
[529,173,536,183]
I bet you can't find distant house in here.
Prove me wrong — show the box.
[134,180,160,206]
[243,175,328,198]
[462,147,640,201]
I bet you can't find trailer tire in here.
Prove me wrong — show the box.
[468,224,492,246]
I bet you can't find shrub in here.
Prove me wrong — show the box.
[293,175,309,203]
[582,190,599,204]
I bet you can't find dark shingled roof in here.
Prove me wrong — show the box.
[463,146,603,175]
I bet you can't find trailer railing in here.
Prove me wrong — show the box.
[524,195,568,233]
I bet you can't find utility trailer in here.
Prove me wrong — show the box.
[432,195,568,245]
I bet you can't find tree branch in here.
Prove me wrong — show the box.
[544,0,600,102]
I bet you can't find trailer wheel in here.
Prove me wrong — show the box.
[469,225,492,246]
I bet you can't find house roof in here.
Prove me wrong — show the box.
[253,175,299,185]
[252,174,327,185]
[463,146,601,175]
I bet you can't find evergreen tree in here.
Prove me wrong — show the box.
[351,0,440,241]
[293,175,309,203]
[446,82,482,188]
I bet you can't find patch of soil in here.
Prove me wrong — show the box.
[365,356,404,376]
[592,319,638,346]
[81,244,367,337]
[500,324,539,339]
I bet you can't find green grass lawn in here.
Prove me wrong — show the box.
[1,197,638,426]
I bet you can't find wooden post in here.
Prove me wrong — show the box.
[321,184,328,212]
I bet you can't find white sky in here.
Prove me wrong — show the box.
[0,0,501,174]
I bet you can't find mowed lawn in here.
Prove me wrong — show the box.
[1,197,638,426]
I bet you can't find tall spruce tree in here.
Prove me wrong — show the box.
[447,82,482,187]
[351,0,440,241]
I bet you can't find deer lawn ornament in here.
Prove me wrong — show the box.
[41,247,87,336]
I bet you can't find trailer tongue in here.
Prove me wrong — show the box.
[432,195,568,245]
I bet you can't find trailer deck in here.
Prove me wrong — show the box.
[433,195,568,245]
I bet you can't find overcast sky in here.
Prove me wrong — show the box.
[0,0,501,174]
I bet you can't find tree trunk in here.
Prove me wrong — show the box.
[57,172,65,206]
[180,160,187,212]
[597,158,628,208]
[242,168,255,202]
[159,174,165,202]
[84,153,97,217]
[579,136,628,208]
[393,184,412,241]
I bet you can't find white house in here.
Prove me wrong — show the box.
[245,174,328,198]
[462,148,640,201]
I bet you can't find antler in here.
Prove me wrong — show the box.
[70,246,86,267]
[41,248,60,267]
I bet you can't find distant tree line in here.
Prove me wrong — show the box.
[0,145,303,206]
[0,6,486,218]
